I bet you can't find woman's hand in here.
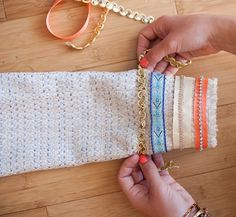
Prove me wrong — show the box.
[118,154,195,217]
[137,14,236,75]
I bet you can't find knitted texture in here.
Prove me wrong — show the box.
[0,70,218,176]
[0,70,144,176]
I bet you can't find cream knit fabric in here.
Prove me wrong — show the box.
[0,70,142,176]
[0,70,217,176]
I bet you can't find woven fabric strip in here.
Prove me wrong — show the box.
[150,72,167,153]
[182,77,195,148]
[173,76,180,150]
[163,75,175,151]
[0,71,218,177]
[202,79,209,149]
[0,70,152,176]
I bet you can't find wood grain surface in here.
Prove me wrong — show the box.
[0,0,236,216]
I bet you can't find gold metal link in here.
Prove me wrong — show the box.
[158,160,179,172]
[69,0,155,50]
[137,50,180,172]
[137,51,149,155]
[136,49,149,155]
[164,55,192,69]
[65,6,109,50]
[69,0,191,71]
[67,1,181,169]
[82,0,154,24]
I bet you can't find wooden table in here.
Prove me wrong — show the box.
[0,0,236,216]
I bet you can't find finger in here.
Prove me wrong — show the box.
[164,54,191,76]
[152,153,169,176]
[178,52,193,60]
[154,59,169,73]
[137,16,170,56]
[118,154,139,194]
[163,65,179,76]
[144,35,178,71]
[154,53,176,73]
[150,38,161,47]
[137,32,152,58]
[139,157,163,189]
[179,47,214,59]
[132,168,144,184]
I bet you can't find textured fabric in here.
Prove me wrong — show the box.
[164,75,175,151]
[150,74,218,153]
[173,76,180,150]
[150,72,167,153]
[207,78,218,148]
[182,77,195,148]
[0,70,149,176]
[0,70,218,177]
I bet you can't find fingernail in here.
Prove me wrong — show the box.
[139,154,148,164]
[140,58,149,68]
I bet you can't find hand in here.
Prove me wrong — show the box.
[118,154,195,217]
[137,14,236,75]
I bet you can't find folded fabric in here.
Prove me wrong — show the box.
[0,70,218,176]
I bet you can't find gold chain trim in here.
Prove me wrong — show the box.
[66,7,109,50]
[138,50,180,172]
[67,0,192,70]
[164,55,192,69]
[79,0,154,24]
[159,160,179,171]
[137,51,148,155]
[67,0,154,50]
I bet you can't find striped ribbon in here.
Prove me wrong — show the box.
[150,72,167,153]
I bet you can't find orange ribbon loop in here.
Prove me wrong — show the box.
[46,0,91,41]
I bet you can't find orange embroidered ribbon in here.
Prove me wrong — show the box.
[202,79,208,149]
[194,78,208,151]
[194,78,200,150]
[46,0,91,41]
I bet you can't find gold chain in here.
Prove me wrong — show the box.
[138,51,180,172]
[164,55,192,69]
[68,0,192,69]
[65,7,109,50]
[137,50,149,155]
[159,160,179,171]
[65,1,183,167]
[67,0,154,49]
[79,0,154,24]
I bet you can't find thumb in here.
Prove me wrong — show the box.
[139,157,163,188]
[144,36,178,71]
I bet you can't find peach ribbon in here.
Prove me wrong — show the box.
[46,0,91,41]
[202,79,209,149]
[194,78,208,150]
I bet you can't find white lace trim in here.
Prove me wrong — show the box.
[164,75,175,151]
[207,78,218,148]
